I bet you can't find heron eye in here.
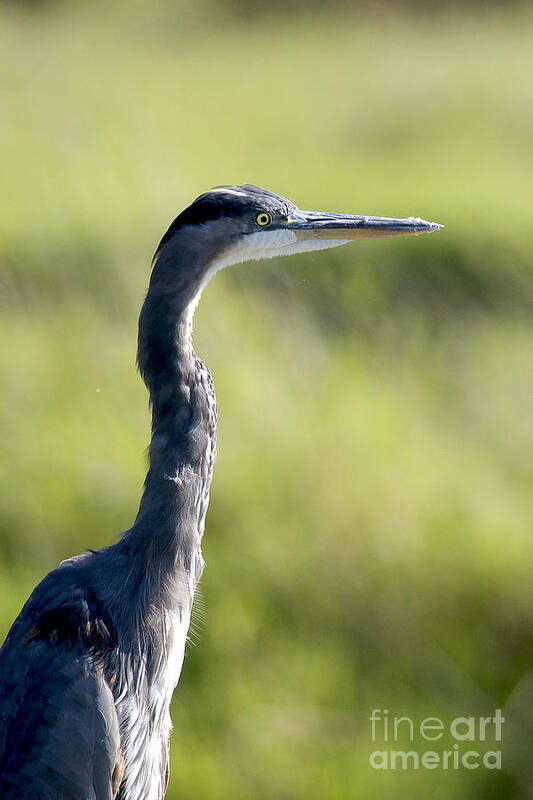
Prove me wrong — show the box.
[255,212,271,227]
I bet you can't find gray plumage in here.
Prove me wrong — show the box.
[0,185,442,798]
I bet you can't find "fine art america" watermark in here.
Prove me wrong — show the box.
[369,708,504,770]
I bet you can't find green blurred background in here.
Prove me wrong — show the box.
[1,1,533,797]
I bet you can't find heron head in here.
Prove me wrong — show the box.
[152,184,443,300]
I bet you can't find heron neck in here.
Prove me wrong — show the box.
[124,282,215,606]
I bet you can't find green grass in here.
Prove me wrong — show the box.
[1,4,533,798]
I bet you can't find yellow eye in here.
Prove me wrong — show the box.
[255,212,271,227]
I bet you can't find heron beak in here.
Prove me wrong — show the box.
[286,210,444,240]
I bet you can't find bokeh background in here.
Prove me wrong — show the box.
[1,1,533,797]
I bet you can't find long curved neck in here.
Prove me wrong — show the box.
[119,251,217,618]
[138,289,200,483]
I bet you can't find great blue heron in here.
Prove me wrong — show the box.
[0,185,442,798]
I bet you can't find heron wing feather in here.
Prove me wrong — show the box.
[0,573,122,799]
